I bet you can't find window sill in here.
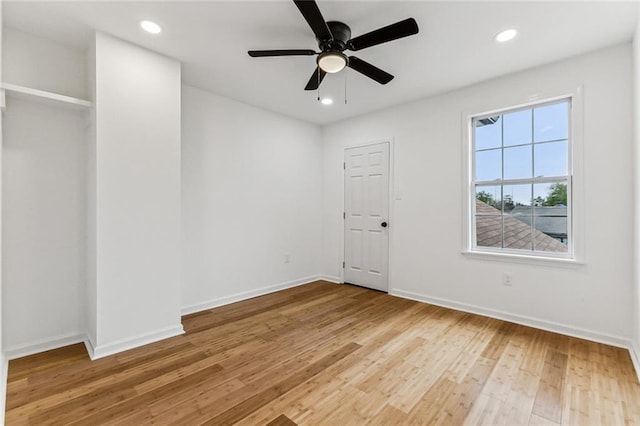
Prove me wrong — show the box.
[461,250,584,268]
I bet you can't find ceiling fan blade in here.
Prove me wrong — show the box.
[348,56,394,85]
[304,66,327,90]
[248,49,317,57]
[293,0,333,41]
[348,18,419,51]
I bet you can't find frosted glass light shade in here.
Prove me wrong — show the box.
[318,52,347,73]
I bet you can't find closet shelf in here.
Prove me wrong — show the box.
[1,82,92,109]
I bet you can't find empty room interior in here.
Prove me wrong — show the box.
[1,0,640,424]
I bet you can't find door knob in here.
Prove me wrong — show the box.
[381,221,388,228]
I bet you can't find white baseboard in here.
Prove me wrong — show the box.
[319,275,342,284]
[2,324,185,363]
[630,340,640,383]
[4,332,86,360]
[1,275,331,364]
[1,353,7,426]
[181,275,326,315]
[83,336,96,360]
[390,289,631,349]
[87,324,185,360]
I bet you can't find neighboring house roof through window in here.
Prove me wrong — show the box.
[475,200,568,252]
[510,205,567,239]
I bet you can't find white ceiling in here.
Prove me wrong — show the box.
[3,1,639,125]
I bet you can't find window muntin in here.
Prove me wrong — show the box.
[471,98,571,256]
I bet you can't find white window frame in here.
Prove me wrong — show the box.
[462,88,584,266]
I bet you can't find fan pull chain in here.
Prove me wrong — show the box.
[317,67,321,102]
[344,69,348,104]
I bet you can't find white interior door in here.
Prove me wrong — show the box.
[344,142,390,292]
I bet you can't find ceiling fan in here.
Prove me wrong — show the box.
[248,0,419,91]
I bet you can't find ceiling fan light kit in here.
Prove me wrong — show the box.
[248,0,419,92]
[318,51,347,73]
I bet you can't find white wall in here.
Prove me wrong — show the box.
[2,99,87,352]
[3,27,87,99]
[85,37,97,349]
[181,85,323,312]
[0,2,6,421]
[322,44,634,344]
[91,33,182,356]
[632,16,640,369]
[2,28,87,355]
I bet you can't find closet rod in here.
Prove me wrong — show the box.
[1,82,92,110]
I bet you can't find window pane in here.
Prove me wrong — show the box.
[475,116,501,150]
[503,109,532,146]
[504,184,533,250]
[504,145,532,180]
[503,214,533,251]
[534,182,567,207]
[475,185,502,248]
[534,141,567,177]
[475,149,501,181]
[475,215,502,248]
[533,182,568,252]
[534,222,568,252]
[475,185,502,212]
[534,101,568,142]
[503,184,531,213]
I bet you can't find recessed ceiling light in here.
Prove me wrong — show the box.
[321,98,333,105]
[495,29,517,43]
[140,20,162,34]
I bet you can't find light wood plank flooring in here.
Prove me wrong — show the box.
[6,281,640,424]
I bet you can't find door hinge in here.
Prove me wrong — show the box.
[343,212,345,219]
[343,162,346,170]
[342,261,345,268]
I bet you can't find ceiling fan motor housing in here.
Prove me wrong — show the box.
[318,21,352,51]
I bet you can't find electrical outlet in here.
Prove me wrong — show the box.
[503,272,513,286]
[284,253,291,264]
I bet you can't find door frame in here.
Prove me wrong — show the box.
[341,138,395,292]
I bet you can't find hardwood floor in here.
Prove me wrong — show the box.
[5,281,640,425]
